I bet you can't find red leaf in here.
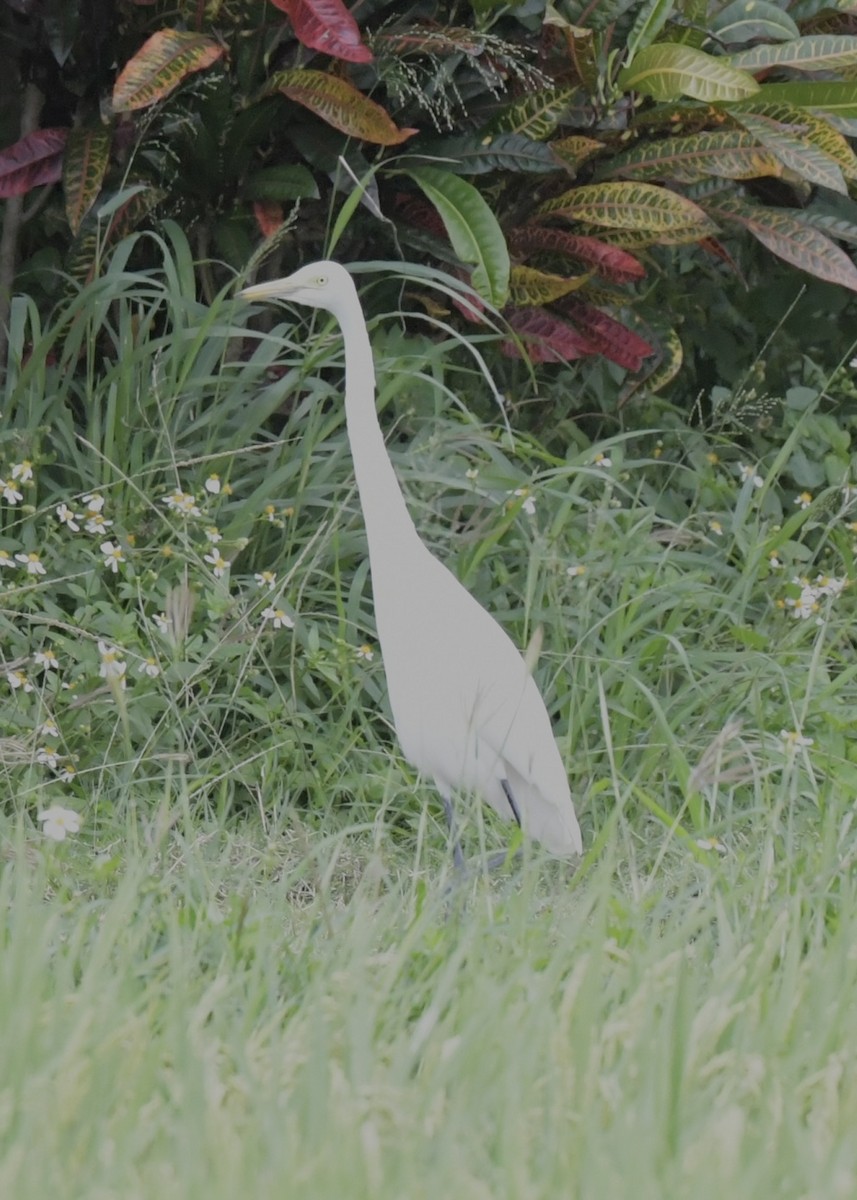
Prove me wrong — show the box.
[253,200,284,238]
[270,0,373,63]
[503,308,598,363]
[393,192,447,240]
[0,128,68,198]
[556,297,654,371]
[508,226,646,284]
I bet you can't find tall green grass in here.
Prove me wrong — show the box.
[2,233,857,1197]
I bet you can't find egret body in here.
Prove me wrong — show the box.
[240,262,582,857]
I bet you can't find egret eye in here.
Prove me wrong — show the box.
[316,275,328,287]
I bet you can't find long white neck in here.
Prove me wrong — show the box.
[337,303,422,566]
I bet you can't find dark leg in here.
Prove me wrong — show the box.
[440,791,465,870]
[501,779,522,827]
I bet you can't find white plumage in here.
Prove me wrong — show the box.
[240,261,582,857]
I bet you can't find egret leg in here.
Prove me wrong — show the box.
[439,790,465,871]
[500,779,522,827]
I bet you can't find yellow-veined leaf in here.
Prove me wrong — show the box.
[618,43,760,102]
[731,97,857,179]
[112,30,225,112]
[734,112,847,192]
[710,197,857,291]
[538,181,718,235]
[729,35,857,75]
[483,88,578,139]
[63,124,111,234]
[508,265,589,305]
[413,132,560,174]
[604,129,784,183]
[269,70,417,145]
[638,327,684,394]
[550,135,604,170]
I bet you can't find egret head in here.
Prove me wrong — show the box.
[238,260,355,320]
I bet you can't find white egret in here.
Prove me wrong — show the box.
[239,262,582,859]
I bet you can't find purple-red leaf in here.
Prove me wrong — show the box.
[270,0,373,63]
[0,128,68,198]
[509,226,646,284]
[503,308,598,363]
[556,297,655,371]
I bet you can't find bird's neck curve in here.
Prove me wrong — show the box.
[338,305,421,567]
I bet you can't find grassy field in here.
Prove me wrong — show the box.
[2,237,857,1198]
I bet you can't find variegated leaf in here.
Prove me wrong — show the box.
[268,0,372,64]
[538,181,718,235]
[550,135,605,170]
[729,34,857,74]
[112,30,225,112]
[618,43,760,102]
[63,125,111,233]
[0,127,67,197]
[732,97,857,179]
[711,197,857,291]
[734,112,846,192]
[484,89,578,140]
[503,308,598,363]
[508,266,589,306]
[604,129,783,183]
[269,70,417,145]
[508,226,646,282]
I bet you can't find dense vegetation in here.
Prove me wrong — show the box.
[3,1,857,1196]
[3,0,857,391]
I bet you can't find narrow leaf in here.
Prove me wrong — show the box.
[556,296,655,371]
[63,124,111,233]
[710,197,857,291]
[269,70,417,145]
[503,308,598,363]
[508,226,646,282]
[604,129,784,183]
[538,181,718,234]
[639,327,684,394]
[618,43,760,102]
[711,0,799,46]
[0,127,67,198]
[732,97,857,179]
[112,29,225,112]
[413,133,560,174]
[729,35,857,74]
[508,266,589,305]
[625,0,677,63]
[406,166,510,305]
[484,89,578,140]
[269,0,373,64]
[734,112,847,192]
[550,135,604,170]
[756,80,857,114]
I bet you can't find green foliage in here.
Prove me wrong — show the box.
[3,231,857,849]
[3,0,857,404]
[2,228,857,1200]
